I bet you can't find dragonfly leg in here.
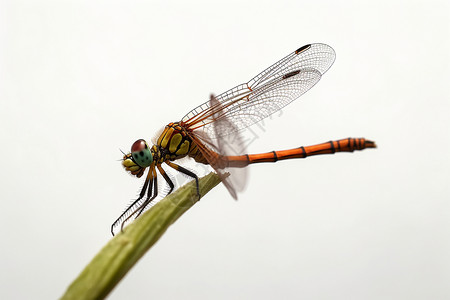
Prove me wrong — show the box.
[134,164,178,220]
[118,164,158,234]
[157,164,175,195]
[111,165,152,236]
[166,161,200,198]
[132,164,159,220]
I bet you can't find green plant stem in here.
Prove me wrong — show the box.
[60,172,222,300]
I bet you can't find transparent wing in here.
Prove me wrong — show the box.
[188,95,248,199]
[182,43,336,138]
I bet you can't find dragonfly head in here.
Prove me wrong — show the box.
[122,139,153,178]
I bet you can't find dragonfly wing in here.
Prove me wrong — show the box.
[187,95,249,199]
[248,43,335,88]
[212,68,323,138]
[182,43,335,139]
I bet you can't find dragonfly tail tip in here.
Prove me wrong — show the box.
[365,140,377,148]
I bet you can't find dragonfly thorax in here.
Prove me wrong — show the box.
[154,122,211,165]
[154,122,195,161]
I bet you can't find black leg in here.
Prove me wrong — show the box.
[135,166,158,218]
[166,161,200,198]
[111,167,152,236]
[157,164,175,195]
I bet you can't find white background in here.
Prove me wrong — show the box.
[1,0,449,299]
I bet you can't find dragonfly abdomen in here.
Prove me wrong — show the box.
[225,138,376,167]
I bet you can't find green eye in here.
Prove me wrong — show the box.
[130,139,153,167]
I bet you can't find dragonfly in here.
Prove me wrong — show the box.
[112,43,376,235]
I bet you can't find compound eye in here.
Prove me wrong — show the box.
[130,139,153,167]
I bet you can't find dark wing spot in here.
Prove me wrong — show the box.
[282,70,301,79]
[295,44,311,54]
[139,151,144,156]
